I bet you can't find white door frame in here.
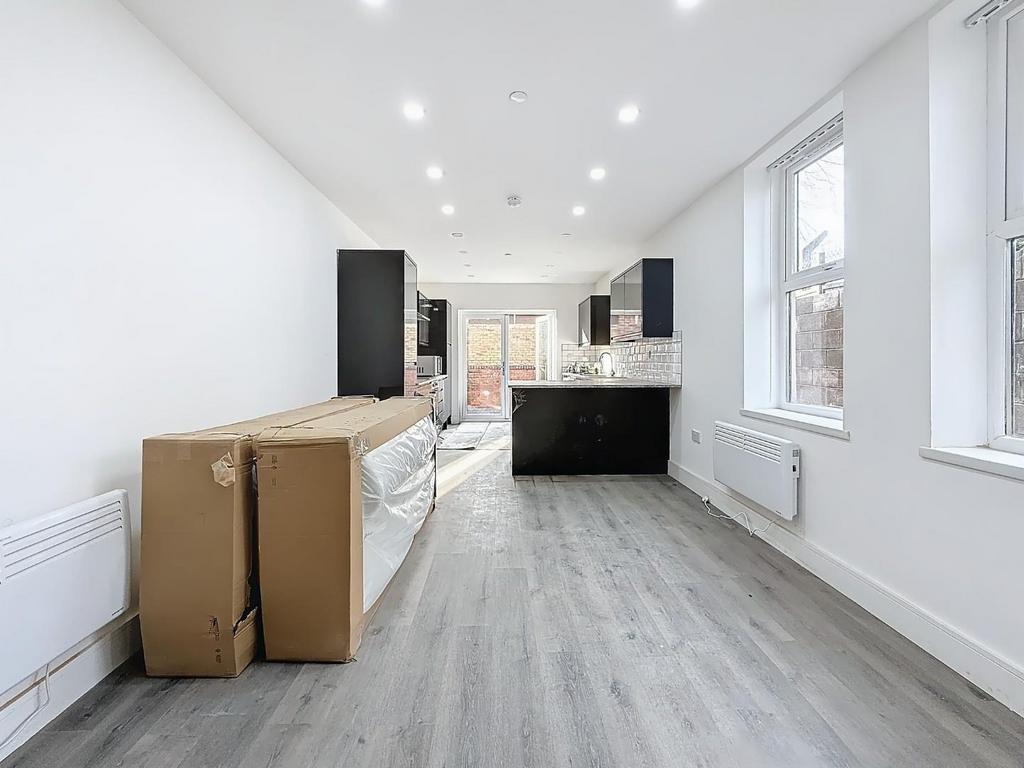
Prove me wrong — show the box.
[457,309,557,422]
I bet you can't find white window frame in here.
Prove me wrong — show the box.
[986,0,1024,455]
[768,115,846,421]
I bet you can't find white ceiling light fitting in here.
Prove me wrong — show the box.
[618,103,640,124]
[572,205,586,217]
[507,195,522,208]
[509,91,529,103]
[441,204,455,216]
[362,0,386,6]
[451,232,464,238]
[403,101,426,121]
[589,167,607,181]
[426,165,444,180]
[677,0,703,8]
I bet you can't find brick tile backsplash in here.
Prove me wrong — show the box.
[562,331,682,385]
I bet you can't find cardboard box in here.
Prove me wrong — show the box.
[140,396,375,678]
[256,397,433,662]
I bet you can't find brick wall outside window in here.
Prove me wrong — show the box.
[790,279,844,409]
[465,316,550,412]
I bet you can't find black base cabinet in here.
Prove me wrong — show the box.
[510,387,670,476]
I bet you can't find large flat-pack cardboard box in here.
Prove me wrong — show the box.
[256,397,433,662]
[140,396,375,678]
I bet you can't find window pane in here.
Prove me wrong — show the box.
[795,145,845,272]
[1008,11,1024,220]
[789,279,845,409]
[1013,238,1023,436]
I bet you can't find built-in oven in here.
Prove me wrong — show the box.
[417,292,431,348]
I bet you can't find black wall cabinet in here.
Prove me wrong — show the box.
[610,258,673,342]
[337,249,417,399]
[578,295,611,347]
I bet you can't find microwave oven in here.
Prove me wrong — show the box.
[416,355,443,376]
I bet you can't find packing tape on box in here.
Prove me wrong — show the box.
[211,453,236,487]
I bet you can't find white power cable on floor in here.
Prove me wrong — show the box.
[0,663,52,754]
[701,496,775,538]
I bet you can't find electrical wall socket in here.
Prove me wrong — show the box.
[691,428,702,444]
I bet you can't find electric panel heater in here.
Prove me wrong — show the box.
[0,491,131,696]
[713,422,801,521]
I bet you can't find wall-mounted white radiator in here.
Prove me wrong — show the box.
[713,422,801,521]
[0,490,131,696]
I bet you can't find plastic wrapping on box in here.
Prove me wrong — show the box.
[361,415,437,611]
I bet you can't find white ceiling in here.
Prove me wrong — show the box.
[121,0,935,284]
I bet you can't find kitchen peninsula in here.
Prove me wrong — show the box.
[510,377,679,476]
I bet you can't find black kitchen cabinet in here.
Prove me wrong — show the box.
[510,386,670,475]
[337,249,418,399]
[609,258,673,342]
[578,295,611,346]
[419,297,452,375]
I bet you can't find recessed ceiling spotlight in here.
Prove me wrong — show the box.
[572,205,586,217]
[589,167,607,181]
[458,249,469,255]
[426,165,444,180]
[545,263,556,268]
[540,274,550,279]
[467,274,476,278]
[509,91,529,103]
[451,232,464,238]
[504,252,513,257]
[677,0,702,7]
[463,263,472,267]
[403,101,426,121]
[507,195,522,208]
[560,233,573,238]
[441,204,455,216]
[362,0,386,6]
[618,103,641,124]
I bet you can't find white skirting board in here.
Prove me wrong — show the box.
[668,460,1024,718]
[0,615,140,761]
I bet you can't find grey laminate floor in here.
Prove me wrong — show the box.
[5,446,1023,767]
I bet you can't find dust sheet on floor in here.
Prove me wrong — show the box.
[438,421,510,450]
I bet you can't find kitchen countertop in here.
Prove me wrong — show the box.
[510,377,680,389]
[415,374,448,384]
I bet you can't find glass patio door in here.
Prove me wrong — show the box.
[461,311,554,421]
[463,313,507,421]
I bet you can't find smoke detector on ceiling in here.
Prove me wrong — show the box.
[507,195,522,208]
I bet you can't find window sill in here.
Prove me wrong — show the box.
[740,407,850,440]
[919,445,1024,483]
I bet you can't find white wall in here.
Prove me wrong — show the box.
[418,282,593,421]
[602,11,1024,714]
[0,0,374,750]
[1,0,375,526]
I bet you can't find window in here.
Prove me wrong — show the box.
[770,116,845,419]
[1011,237,1023,437]
[987,0,1024,453]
